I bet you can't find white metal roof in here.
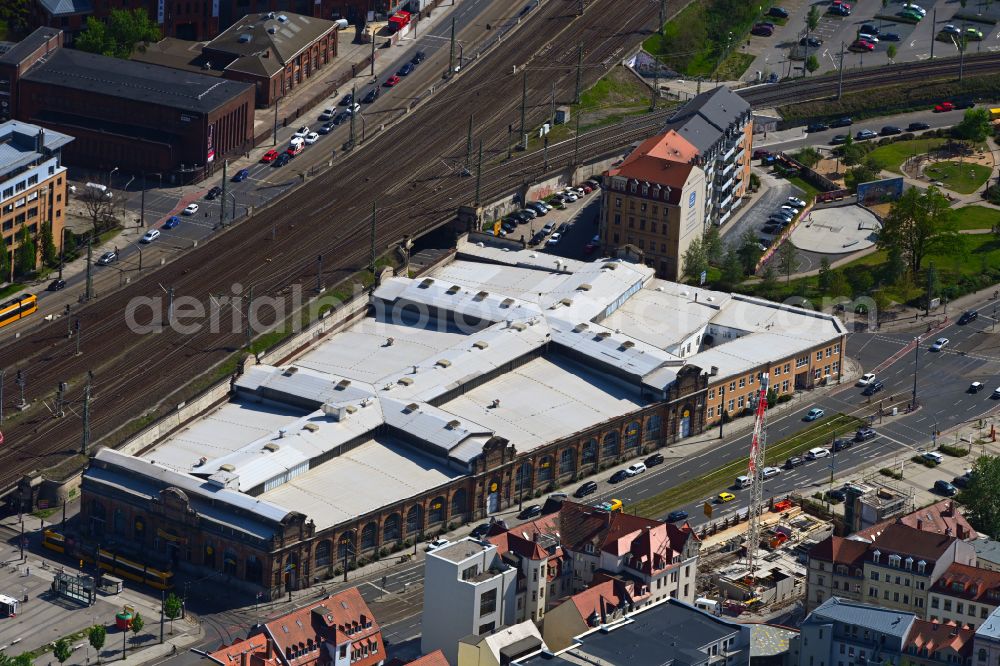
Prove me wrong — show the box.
[430,260,570,303]
[602,280,728,349]
[456,239,587,273]
[381,396,492,464]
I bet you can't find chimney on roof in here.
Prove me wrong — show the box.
[240,650,248,666]
[265,638,273,662]
[532,532,539,543]
[946,527,953,537]
[946,500,955,516]
[957,524,966,539]
[918,519,923,530]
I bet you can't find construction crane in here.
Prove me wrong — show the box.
[745,373,770,581]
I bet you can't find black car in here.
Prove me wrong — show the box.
[826,489,847,502]
[768,6,789,17]
[958,309,979,324]
[829,116,853,128]
[529,230,546,245]
[205,186,223,200]
[830,134,849,145]
[318,122,335,134]
[882,32,901,41]
[501,221,516,234]
[362,87,380,104]
[881,126,902,136]
[47,278,66,291]
[274,153,290,167]
[471,523,492,538]
[666,510,689,522]
[832,438,854,452]
[574,481,598,498]
[785,456,804,468]
[799,36,823,47]
[861,380,885,396]
[806,122,829,132]
[859,24,880,36]
[411,50,426,64]
[332,111,350,125]
[956,99,976,109]
[339,93,354,106]
[518,505,542,519]
[398,62,415,76]
[610,470,629,483]
[645,453,665,467]
[908,121,931,131]
[855,427,878,442]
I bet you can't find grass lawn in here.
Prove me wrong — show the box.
[578,67,649,111]
[786,175,821,202]
[924,161,992,194]
[952,205,1000,231]
[867,138,948,173]
[631,413,861,519]
[0,283,25,300]
[715,52,755,81]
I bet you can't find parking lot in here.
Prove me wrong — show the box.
[496,185,603,260]
[744,0,1000,81]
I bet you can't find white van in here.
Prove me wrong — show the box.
[923,451,944,465]
[806,447,830,460]
[735,475,752,489]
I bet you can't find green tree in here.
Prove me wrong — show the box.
[883,246,906,284]
[878,186,960,275]
[828,270,850,297]
[805,54,820,74]
[952,108,992,143]
[682,237,709,282]
[777,241,798,282]
[0,246,9,283]
[720,249,744,286]
[794,146,822,168]
[840,134,866,167]
[0,0,31,36]
[13,225,36,277]
[129,613,144,652]
[703,226,723,265]
[886,43,897,62]
[765,386,778,409]
[76,9,160,59]
[164,593,182,634]
[817,257,833,295]
[759,263,779,298]
[737,230,762,275]
[53,639,71,665]
[40,221,57,267]
[845,157,883,192]
[804,5,821,74]
[88,624,107,664]
[959,455,1000,539]
[924,261,940,311]
[847,268,874,297]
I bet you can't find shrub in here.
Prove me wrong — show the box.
[880,468,903,479]
[777,394,793,403]
[333,566,343,577]
[912,455,938,467]
[938,444,968,457]
[378,547,389,558]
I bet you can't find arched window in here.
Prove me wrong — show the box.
[203,543,216,568]
[113,509,125,535]
[624,421,641,452]
[315,540,332,567]
[360,522,377,551]
[383,514,401,543]
[538,456,553,482]
[223,549,238,576]
[517,461,533,495]
[645,414,662,440]
[428,496,446,525]
[559,448,576,476]
[244,555,262,584]
[133,516,145,543]
[582,439,597,464]
[338,531,355,560]
[602,431,619,458]
[406,505,423,535]
[451,488,468,517]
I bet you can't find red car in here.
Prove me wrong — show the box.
[384,75,401,87]
[933,101,954,112]
[849,39,875,51]
[583,242,597,254]
[261,149,279,163]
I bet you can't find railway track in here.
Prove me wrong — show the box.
[0,0,664,496]
[739,51,1000,107]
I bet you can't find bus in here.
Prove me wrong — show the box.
[0,294,37,329]
[42,529,65,554]
[45,531,173,590]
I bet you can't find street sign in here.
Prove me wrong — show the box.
[703,501,713,518]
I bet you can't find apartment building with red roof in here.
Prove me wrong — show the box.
[857,500,976,543]
[905,619,976,666]
[928,563,1000,630]
[400,650,449,666]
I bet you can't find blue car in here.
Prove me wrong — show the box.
[162,216,181,229]
[232,168,250,182]
[398,62,415,76]
[666,510,689,522]
[804,408,825,422]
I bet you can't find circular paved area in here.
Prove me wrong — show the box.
[790,206,881,254]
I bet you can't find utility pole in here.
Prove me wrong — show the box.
[348,85,357,151]
[316,254,324,293]
[272,97,281,147]
[519,71,527,150]
[58,228,65,281]
[369,201,377,274]
[245,286,254,349]
[219,160,228,227]
[574,42,584,104]
[159,589,165,645]
[167,286,174,325]
[837,42,845,99]
[507,123,513,159]
[549,82,556,126]
[910,337,920,410]
[959,37,966,82]
[475,140,483,207]
[0,368,4,425]
[659,0,667,35]
[651,54,659,110]
[74,319,81,356]
[56,382,67,418]
[85,237,93,302]
[370,30,376,77]
[448,17,456,78]
[15,370,25,409]
[466,114,474,173]
[931,8,937,59]
[718,385,726,438]
[573,112,581,165]
[81,371,92,456]
[140,172,146,227]
[543,134,549,170]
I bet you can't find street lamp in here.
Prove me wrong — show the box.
[106,167,119,189]
[272,96,285,147]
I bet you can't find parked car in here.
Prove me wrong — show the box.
[902,2,927,16]
[855,427,877,442]
[762,466,781,479]
[788,196,807,208]
[805,122,829,133]
[761,224,780,235]
[546,233,562,246]
[881,32,901,41]
[318,123,335,135]
[96,250,118,265]
[574,481,598,498]
[47,278,67,291]
[923,451,944,464]
[304,132,320,145]
[828,4,851,15]
[958,310,979,324]
[830,134,849,145]
[425,538,450,551]
[859,24,880,36]
[293,126,310,139]
[339,93,354,106]
[529,230,546,245]
[934,480,958,496]
[768,6,789,17]
[645,453,665,467]
[274,152,291,167]
[232,168,250,182]
[627,463,647,476]
[751,24,774,36]
[362,87,380,103]
[829,117,853,128]
[832,438,853,452]
[470,523,492,539]
[908,121,931,131]
[804,408,825,421]
[384,74,401,87]
[140,229,160,244]
[941,23,961,35]
[966,26,985,39]
[163,216,180,229]
[319,107,335,121]
[183,203,199,215]
[717,492,736,503]
[666,510,689,522]
[398,62,415,76]
[205,186,222,200]
[518,505,542,519]
[881,126,902,136]
[411,50,426,64]
[899,8,923,20]
[805,447,830,460]
[993,387,1000,399]
[610,470,629,483]
[799,36,823,47]
[826,488,847,502]
[861,380,885,396]
[857,372,876,386]
[970,381,985,393]
[849,39,875,52]
[934,101,955,112]
[785,456,804,468]
[261,149,279,163]
[930,337,949,351]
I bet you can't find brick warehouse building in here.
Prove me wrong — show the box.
[75,247,844,600]
[2,28,254,182]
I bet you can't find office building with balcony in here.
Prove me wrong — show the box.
[0,119,72,272]
[421,538,518,666]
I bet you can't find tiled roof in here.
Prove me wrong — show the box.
[606,130,698,194]
[404,650,450,666]
[866,523,958,563]
[808,536,869,566]
[931,563,1000,603]
[858,500,976,542]
[567,577,641,625]
[208,635,276,666]
[206,12,337,67]
[906,619,975,656]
